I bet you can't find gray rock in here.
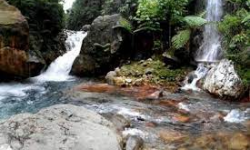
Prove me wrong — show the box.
[203,59,244,99]
[125,135,143,150]
[71,14,132,76]
[0,104,122,150]
[102,113,131,132]
[81,24,91,32]
[106,71,117,85]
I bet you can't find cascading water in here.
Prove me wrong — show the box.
[61,0,76,12]
[182,0,223,91]
[196,0,223,62]
[33,31,87,82]
[0,30,86,118]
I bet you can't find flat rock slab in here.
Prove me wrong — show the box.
[0,104,122,150]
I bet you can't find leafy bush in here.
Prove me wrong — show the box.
[219,1,250,86]
[67,0,104,30]
[171,15,207,50]
[135,0,189,29]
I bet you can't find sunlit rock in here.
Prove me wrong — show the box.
[203,59,244,99]
[0,104,122,150]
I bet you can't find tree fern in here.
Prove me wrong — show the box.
[242,14,250,23]
[171,29,191,49]
[183,16,207,28]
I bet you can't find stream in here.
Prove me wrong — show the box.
[0,78,250,149]
[0,0,250,149]
[0,27,249,150]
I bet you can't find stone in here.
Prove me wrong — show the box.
[203,59,244,99]
[159,130,187,143]
[102,113,131,132]
[228,133,249,150]
[71,14,132,76]
[81,24,91,32]
[106,71,118,85]
[0,0,44,79]
[0,104,122,150]
[125,135,143,150]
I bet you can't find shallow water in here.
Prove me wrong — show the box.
[0,80,250,149]
[66,85,250,149]
[0,78,86,119]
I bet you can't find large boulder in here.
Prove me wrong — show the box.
[0,0,44,79]
[71,14,132,76]
[203,59,244,99]
[0,104,122,150]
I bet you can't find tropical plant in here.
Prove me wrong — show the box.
[135,0,189,29]
[171,16,207,49]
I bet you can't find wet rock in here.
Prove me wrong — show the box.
[0,104,122,150]
[0,0,44,79]
[72,14,132,76]
[81,24,91,32]
[102,113,131,132]
[76,83,116,93]
[203,59,244,99]
[172,114,190,123]
[159,130,187,143]
[228,133,249,150]
[106,71,118,85]
[125,135,143,150]
[42,30,67,65]
[145,90,164,100]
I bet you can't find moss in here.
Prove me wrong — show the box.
[118,59,189,88]
[119,17,132,32]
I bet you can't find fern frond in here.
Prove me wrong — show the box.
[183,16,207,28]
[171,29,191,49]
[242,14,250,23]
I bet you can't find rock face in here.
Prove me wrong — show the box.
[72,14,132,76]
[0,104,122,150]
[0,0,44,79]
[203,59,244,99]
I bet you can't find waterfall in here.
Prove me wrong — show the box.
[182,0,223,91]
[33,30,87,82]
[196,0,223,62]
[61,0,76,12]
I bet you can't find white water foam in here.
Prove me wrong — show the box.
[0,144,12,150]
[224,109,250,123]
[196,0,223,62]
[182,0,223,91]
[0,83,44,101]
[122,128,148,139]
[181,63,209,91]
[33,31,87,82]
[61,0,76,12]
[178,102,190,111]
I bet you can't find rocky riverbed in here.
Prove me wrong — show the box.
[0,79,250,150]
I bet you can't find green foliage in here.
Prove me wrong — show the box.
[6,0,64,52]
[219,1,250,86]
[68,0,138,30]
[183,16,207,28]
[171,29,191,49]
[119,59,187,83]
[219,8,250,53]
[170,15,207,50]
[67,0,103,30]
[119,17,132,32]
[102,0,138,20]
[135,0,189,29]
